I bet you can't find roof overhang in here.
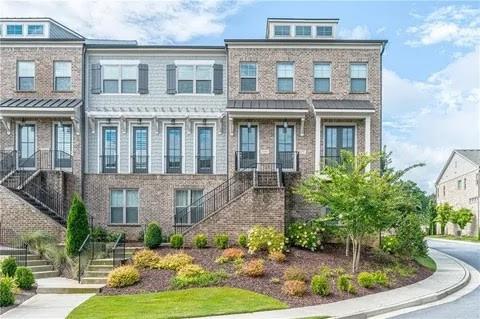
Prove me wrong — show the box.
[227,108,308,119]
[0,107,77,118]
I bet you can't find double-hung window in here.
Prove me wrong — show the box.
[350,63,367,93]
[314,63,331,93]
[177,65,194,93]
[54,61,71,91]
[103,65,120,93]
[17,61,35,91]
[27,25,44,35]
[240,62,257,92]
[317,26,333,37]
[177,65,212,94]
[110,189,139,224]
[277,62,294,92]
[295,26,311,37]
[175,189,203,224]
[103,65,137,93]
[274,25,290,37]
[195,66,212,93]
[121,65,137,93]
[7,24,22,36]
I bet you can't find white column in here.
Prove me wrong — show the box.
[315,115,321,172]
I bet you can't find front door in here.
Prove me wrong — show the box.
[239,125,257,169]
[54,124,72,168]
[276,125,294,169]
[18,124,35,168]
[325,126,355,166]
[132,127,148,173]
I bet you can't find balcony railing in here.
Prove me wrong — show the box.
[16,150,73,171]
[100,155,118,173]
[277,151,299,171]
[196,156,214,174]
[165,155,182,174]
[131,155,148,173]
[319,155,342,170]
[235,151,257,170]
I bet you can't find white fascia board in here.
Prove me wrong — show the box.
[314,109,375,114]
[0,107,76,117]
[227,109,308,119]
[86,111,224,119]
[100,59,140,65]
[174,60,215,65]
[226,43,382,50]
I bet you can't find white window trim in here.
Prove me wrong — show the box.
[313,62,332,93]
[273,122,297,171]
[163,122,186,174]
[273,24,291,37]
[315,25,334,38]
[193,121,217,174]
[15,121,37,170]
[350,62,368,93]
[53,60,72,92]
[175,64,214,95]
[239,62,258,92]
[174,189,204,225]
[97,121,121,174]
[322,123,358,157]
[276,62,295,93]
[100,62,139,95]
[128,121,152,174]
[51,121,73,172]
[17,60,35,91]
[2,22,49,38]
[109,189,140,225]
[5,24,24,37]
[237,122,260,170]
[294,25,312,38]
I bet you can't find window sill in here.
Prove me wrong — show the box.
[239,91,259,94]
[108,224,141,227]
[276,91,296,94]
[15,90,36,93]
[100,93,141,96]
[349,92,369,94]
[175,93,215,96]
[313,91,333,94]
[53,90,74,93]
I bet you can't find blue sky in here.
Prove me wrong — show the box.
[3,0,479,192]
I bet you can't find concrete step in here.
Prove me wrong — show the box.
[13,254,43,261]
[90,258,113,266]
[37,286,103,294]
[81,277,108,284]
[85,270,111,277]
[0,249,25,255]
[33,270,59,279]
[28,265,54,272]
[87,264,114,272]
[25,260,51,266]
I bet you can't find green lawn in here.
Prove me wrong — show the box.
[67,287,287,319]
[414,255,437,272]
[429,235,480,243]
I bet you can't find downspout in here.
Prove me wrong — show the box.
[81,43,86,199]
[225,42,230,177]
[379,41,387,155]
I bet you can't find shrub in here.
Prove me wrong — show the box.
[311,274,330,296]
[238,233,248,248]
[157,253,194,271]
[317,265,334,278]
[44,245,75,277]
[450,208,474,233]
[91,226,108,242]
[107,265,140,288]
[216,248,245,263]
[286,218,336,251]
[66,194,90,256]
[282,280,307,297]
[396,214,427,258]
[144,223,163,249]
[106,231,125,242]
[14,267,35,289]
[21,231,55,257]
[170,234,184,249]
[357,272,376,288]
[171,271,227,289]
[194,234,208,249]
[241,259,265,277]
[0,276,16,307]
[176,264,205,278]
[132,250,161,269]
[214,234,229,249]
[247,226,285,254]
[268,251,286,263]
[1,257,17,277]
[337,274,356,294]
[381,236,400,255]
[373,271,389,287]
[283,266,307,282]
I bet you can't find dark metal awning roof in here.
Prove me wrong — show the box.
[0,98,82,108]
[227,99,309,110]
[313,99,375,111]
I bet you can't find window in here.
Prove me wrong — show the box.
[177,65,194,93]
[314,63,331,93]
[443,185,446,197]
[54,61,71,91]
[17,61,35,91]
[166,127,182,173]
[54,124,72,168]
[274,25,290,36]
[317,26,333,37]
[238,125,257,169]
[277,62,294,92]
[464,178,467,190]
[103,65,120,93]
[121,65,137,93]
[27,25,43,35]
[177,65,212,94]
[110,189,139,224]
[240,62,257,92]
[102,65,137,94]
[175,189,203,224]
[295,26,311,37]
[197,127,213,174]
[7,24,22,36]
[18,124,35,168]
[102,126,118,173]
[276,125,295,170]
[457,180,462,190]
[350,63,367,93]
[195,66,212,93]
[324,126,354,166]
[132,127,148,173]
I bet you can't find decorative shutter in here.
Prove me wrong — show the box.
[138,64,149,94]
[91,64,101,94]
[213,64,223,94]
[166,64,177,94]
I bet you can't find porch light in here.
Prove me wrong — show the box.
[171,119,176,124]
[283,120,288,133]
[107,118,111,124]
[138,118,142,123]
[247,121,251,133]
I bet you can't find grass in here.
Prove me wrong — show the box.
[67,287,287,319]
[414,255,437,272]
[429,235,480,243]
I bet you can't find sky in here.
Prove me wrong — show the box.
[2,0,479,192]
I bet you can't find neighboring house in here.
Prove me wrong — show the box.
[0,18,85,237]
[436,149,480,236]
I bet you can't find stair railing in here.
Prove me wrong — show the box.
[0,225,28,267]
[0,150,17,182]
[112,233,126,268]
[77,234,92,283]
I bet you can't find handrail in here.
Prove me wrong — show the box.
[23,176,67,223]
[77,234,92,283]
[0,150,17,182]
[0,225,28,267]
[112,233,125,268]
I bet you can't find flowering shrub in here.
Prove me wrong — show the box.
[107,266,140,288]
[282,280,307,296]
[286,218,335,251]
[283,266,307,282]
[156,253,194,270]
[241,259,265,277]
[176,264,205,278]
[247,226,285,254]
[268,251,286,263]
[381,236,400,254]
[132,250,161,269]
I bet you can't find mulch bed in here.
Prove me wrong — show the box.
[101,245,432,307]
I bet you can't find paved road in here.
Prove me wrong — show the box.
[393,239,480,319]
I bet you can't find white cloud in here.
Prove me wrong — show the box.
[383,48,480,192]
[406,5,480,47]
[1,0,251,43]
[338,25,371,39]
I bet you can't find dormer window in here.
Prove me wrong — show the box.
[317,26,333,37]
[295,26,311,37]
[27,25,44,36]
[7,24,22,36]
[274,25,290,37]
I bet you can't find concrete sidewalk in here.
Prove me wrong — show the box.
[201,249,470,319]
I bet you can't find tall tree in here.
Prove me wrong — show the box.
[435,203,454,235]
[66,194,90,256]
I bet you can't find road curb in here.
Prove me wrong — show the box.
[427,237,480,246]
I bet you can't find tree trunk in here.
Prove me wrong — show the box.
[345,236,350,257]
[351,237,362,273]
[378,231,382,249]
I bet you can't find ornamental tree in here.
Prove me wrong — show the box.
[435,203,454,235]
[450,208,474,233]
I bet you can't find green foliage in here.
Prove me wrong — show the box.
[132,250,161,269]
[171,270,227,289]
[66,193,90,256]
[317,265,335,278]
[144,223,163,249]
[107,265,140,288]
[91,226,108,242]
[170,234,184,249]
[213,234,229,249]
[337,274,356,294]
[435,203,454,235]
[1,257,17,277]
[311,274,331,296]
[286,217,335,251]
[194,234,208,249]
[15,266,35,289]
[156,253,193,271]
[44,245,75,277]
[373,271,389,287]
[237,233,248,248]
[247,225,285,254]
[381,236,400,254]
[396,213,428,258]
[450,208,474,231]
[21,231,55,255]
[0,276,16,306]
[283,266,307,282]
[357,272,376,288]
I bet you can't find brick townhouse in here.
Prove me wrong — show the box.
[0,17,386,243]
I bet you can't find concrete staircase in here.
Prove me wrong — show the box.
[0,248,58,279]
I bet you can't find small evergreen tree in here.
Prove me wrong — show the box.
[66,193,90,256]
[144,222,162,249]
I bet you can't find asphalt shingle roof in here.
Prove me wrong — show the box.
[227,99,308,110]
[456,150,480,165]
[0,98,82,108]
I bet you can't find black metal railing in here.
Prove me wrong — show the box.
[101,155,118,173]
[77,234,92,283]
[235,151,257,170]
[131,155,148,173]
[255,163,283,187]
[0,225,28,267]
[17,150,72,170]
[112,233,126,268]
[277,151,299,171]
[165,155,182,173]
[0,150,17,181]
[319,155,342,169]
[196,156,214,174]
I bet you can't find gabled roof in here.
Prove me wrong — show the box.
[435,149,480,185]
